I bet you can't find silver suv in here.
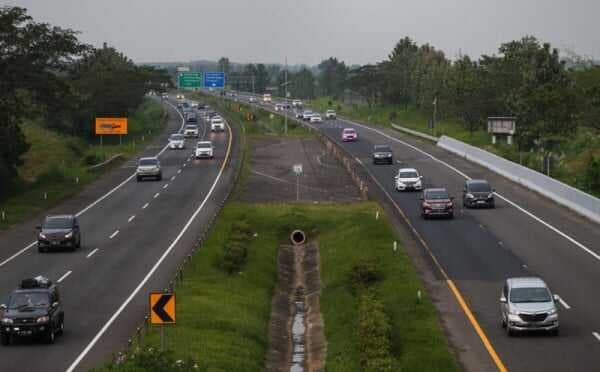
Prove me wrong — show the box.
[136,157,162,182]
[500,277,559,336]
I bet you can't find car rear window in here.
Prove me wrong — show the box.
[374,145,391,152]
[185,125,197,129]
[468,182,491,192]
[139,158,158,166]
[399,171,418,178]
[197,142,212,148]
[510,287,551,303]
[170,134,184,141]
[425,190,449,199]
[343,129,355,133]
[43,217,72,229]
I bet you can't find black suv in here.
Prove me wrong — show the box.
[462,179,495,208]
[1,276,65,345]
[372,145,393,164]
[37,215,81,252]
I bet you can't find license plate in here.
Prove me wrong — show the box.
[51,241,59,245]
[477,200,486,204]
[432,204,445,210]
[19,330,32,336]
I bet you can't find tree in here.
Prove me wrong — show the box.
[290,68,316,99]
[255,64,269,93]
[347,64,382,107]
[318,57,348,98]
[218,57,230,77]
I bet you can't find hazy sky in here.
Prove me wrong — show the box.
[6,0,600,65]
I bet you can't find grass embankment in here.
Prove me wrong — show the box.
[105,203,458,372]
[0,99,165,229]
[310,97,600,197]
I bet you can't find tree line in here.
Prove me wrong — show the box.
[0,6,172,186]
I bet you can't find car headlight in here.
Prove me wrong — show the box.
[36,316,50,323]
[466,193,474,198]
[65,231,73,239]
[1,318,13,324]
[415,180,422,185]
[487,193,494,199]
[508,308,518,316]
[548,307,558,315]
[39,233,47,239]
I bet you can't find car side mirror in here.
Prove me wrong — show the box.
[463,188,467,193]
[500,296,507,303]
[492,188,496,192]
[0,304,6,311]
[553,294,559,303]
[52,302,59,308]
[419,176,423,179]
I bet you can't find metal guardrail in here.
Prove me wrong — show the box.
[390,123,439,142]
[87,153,124,171]
[437,135,600,224]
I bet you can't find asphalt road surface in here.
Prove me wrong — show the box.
[232,92,600,372]
[0,99,238,371]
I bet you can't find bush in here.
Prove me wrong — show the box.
[350,257,383,290]
[221,219,253,275]
[35,166,66,184]
[101,348,197,371]
[356,290,395,372]
[84,152,105,166]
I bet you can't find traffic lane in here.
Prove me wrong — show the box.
[321,119,600,371]
[0,127,230,371]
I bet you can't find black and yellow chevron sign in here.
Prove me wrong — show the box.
[150,292,176,325]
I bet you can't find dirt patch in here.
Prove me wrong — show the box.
[239,137,361,202]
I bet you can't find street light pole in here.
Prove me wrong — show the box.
[284,56,288,135]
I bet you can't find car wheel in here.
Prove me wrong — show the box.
[506,327,515,337]
[46,326,55,344]
[489,201,495,209]
[551,328,559,336]
[501,315,507,328]
[448,212,454,219]
[157,174,162,181]
[76,236,81,249]
[38,245,44,253]
[136,176,142,182]
[1,333,10,346]
[56,317,64,336]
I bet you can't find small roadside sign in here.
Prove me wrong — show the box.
[95,118,128,135]
[150,292,176,325]
[293,164,303,175]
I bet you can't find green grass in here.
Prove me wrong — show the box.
[0,99,165,228]
[107,202,458,371]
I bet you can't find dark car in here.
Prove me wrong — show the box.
[186,112,197,123]
[0,276,65,345]
[463,179,495,208]
[37,215,81,252]
[372,145,393,164]
[420,188,454,219]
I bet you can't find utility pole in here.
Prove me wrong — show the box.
[432,97,437,135]
[284,56,288,135]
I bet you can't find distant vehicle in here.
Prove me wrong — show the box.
[161,93,168,99]
[463,179,495,208]
[249,97,256,103]
[176,94,184,100]
[501,277,559,336]
[190,101,198,108]
[182,102,190,108]
[302,110,314,121]
[136,157,162,182]
[292,99,303,108]
[309,114,322,123]
[195,141,214,158]
[325,109,337,119]
[183,124,199,138]
[37,215,81,252]
[0,276,64,345]
[341,128,358,142]
[295,111,304,119]
[274,103,284,111]
[210,117,225,132]
[371,145,393,164]
[420,188,454,219]
[169,133,185,149]
[186,112,197,123]
[395,168,423,191]
[263,93,272,103]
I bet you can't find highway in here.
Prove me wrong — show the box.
[232,92,600,372]
[0,99,238,371]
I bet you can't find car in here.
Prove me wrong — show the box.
[341,128,358,142]
[292,99,303,108]
[325,109,337,119]
[501,277,559,336]
[302,110,314,121]
[420,188,454,219]
[176,94,184,100]
[190,101,198,108]
[372,145,393,164]
[37,215,81,252]
[195,141,214,158]
[161,93,168,99]
[185,112,197,123]
[463,179,495,208]
[210,117,225,132]
[183,124,199,138]
[249,97,256,103]
[168,133,185,149]
[274,103,284,111]
[295,111,304,119]
[263,93,272,103]
[136,157,162,181]
[310,114,322,123]
[0,276,65,345]
[395,168,423,191]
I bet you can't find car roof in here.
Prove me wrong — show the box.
[139,156,158,161]
[507,277,547,289]
[343,128,355,131]
[398,168,418,173]
[374,144,391,149]
[197,141,212,145]
[424,188,448,193]
[46,214,74,220]
[467,179,490,185]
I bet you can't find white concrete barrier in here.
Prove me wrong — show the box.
[390,123,439,142]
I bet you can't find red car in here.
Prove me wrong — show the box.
[420,188,454,219]
[341,128,358,142]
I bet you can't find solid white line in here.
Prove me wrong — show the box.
[341,118,597,263]
[66,121,232,372]
[163,184,169,190]
[57,270,72,283]
[86,248,99,258]
[154,192,160,199]
[109,230,119,239]
[170,176,176,181]
[128,215,136,223]
[557,295,571,310]
[0,101,186,269]
[593,332,600,342]
[142,202,149,209]
[177,169,182,174]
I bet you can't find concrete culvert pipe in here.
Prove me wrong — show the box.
[290,230,306,246]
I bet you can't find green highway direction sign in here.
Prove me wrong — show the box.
[178,72,203,89]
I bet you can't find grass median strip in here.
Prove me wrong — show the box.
[105,202,458,371]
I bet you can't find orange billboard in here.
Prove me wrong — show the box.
[95,117,128,135]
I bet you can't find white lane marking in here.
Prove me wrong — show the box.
[183,163,187,167]
[154,192,160,199]
[86,248,99,258]
[557,295,571,310]
[593,332,600,342]
[355,157,363,165]
[163,184,169,190]
[109,230,119,239]
[142,202,149,209]
[0,101,186,268]
[177,169,182,174]
[128,215,136,223]
[170,176,176,181]
[341,119,597,263]
[66,121,232,372]
[57,270,72,283]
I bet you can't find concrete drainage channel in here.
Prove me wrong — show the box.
[267,230,326,372]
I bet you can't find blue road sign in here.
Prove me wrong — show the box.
[204,72,225,88]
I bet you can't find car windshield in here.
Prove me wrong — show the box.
[426,190,449,200]
[185,125,197,130]
[510,287,552,303]
[304,111,313,114]
[8,292,50,309]
[139,158,157,166]
[43,217,71,229]
[343,129,355,133]
[469,182,491,192]
[170,134,183,141]
[399,171,418,178]
[197,142,211,148]
[374,146,391,152]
